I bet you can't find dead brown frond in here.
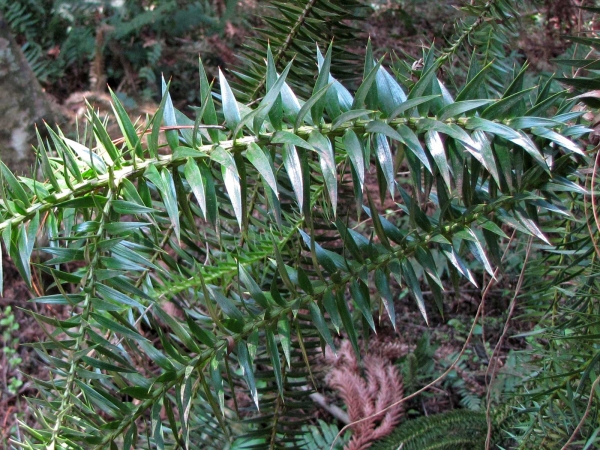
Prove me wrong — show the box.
[326,341,404,450]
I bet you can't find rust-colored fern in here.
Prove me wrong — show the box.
[326,341,404,450]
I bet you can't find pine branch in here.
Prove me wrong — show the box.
[231,0,368,102]
[2,40,585,448]
[246,0,318,102]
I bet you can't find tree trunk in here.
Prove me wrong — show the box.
[0,12,64,174]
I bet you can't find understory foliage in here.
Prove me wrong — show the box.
[0,0,239,100]
[505,7,600,447]
[369,410,490,450]
[1,0,597,449]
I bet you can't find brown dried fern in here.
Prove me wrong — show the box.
[326,341,404,450]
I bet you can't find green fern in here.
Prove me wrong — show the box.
[297,419,348,450]
[370,410,492,450]
[402,332,436,394]
[0,0,233,94]
[0,0,98,82]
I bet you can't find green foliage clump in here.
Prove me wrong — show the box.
[0,0,97,83]
[482,8,600,448]
[0,0,239,100]
[1,306,23,395]
[370,410,492,450]
[298,419,348,450]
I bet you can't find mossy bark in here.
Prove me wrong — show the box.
[0,12,63,174]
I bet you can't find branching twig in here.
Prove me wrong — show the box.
[309,392,350,424]
[246,0,318,103]
[561,373,600,449]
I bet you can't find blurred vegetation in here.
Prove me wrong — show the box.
[0,0,250,105]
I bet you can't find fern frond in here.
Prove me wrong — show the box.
[298,419,348,450]
[370,410,491,450]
